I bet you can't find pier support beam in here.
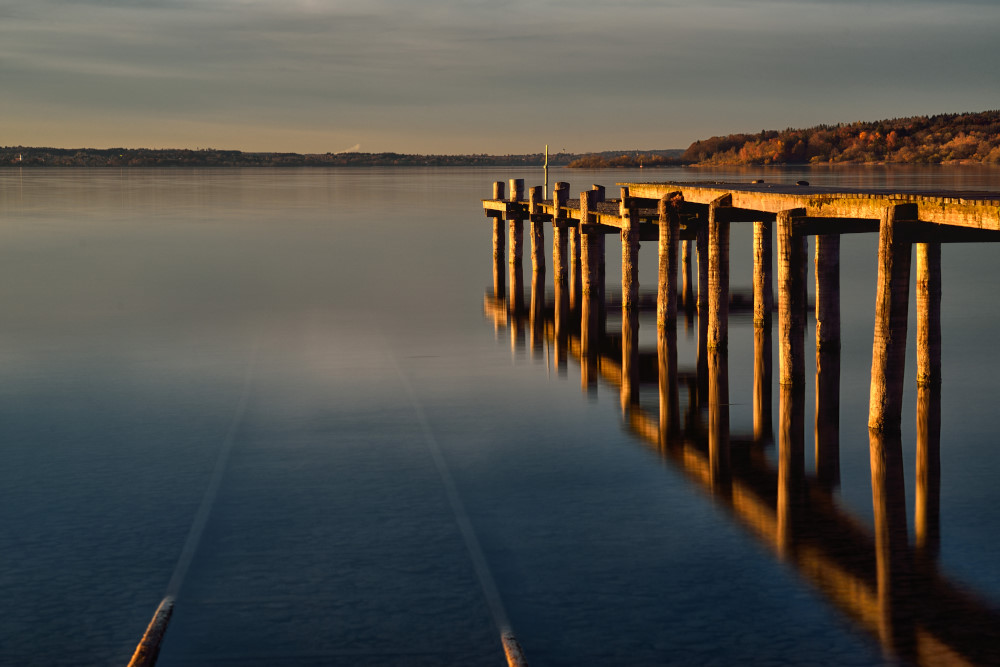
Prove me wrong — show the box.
[658,193,682,439]
[815,235,841,489]
[696,211,709,403]
[620,189,639,412]
[491,181,506,300]
[552,182,570,372]
[753,219,773,443]
[580,190,601,391]
[869,204,915,432]
[682,239,694,313]
[508,181,525,316]
[778,209,807,387]
[708,195,732,350]
[529,186,545,275]
[915,242,941,560]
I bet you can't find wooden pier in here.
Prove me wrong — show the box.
[482,178,1000,666]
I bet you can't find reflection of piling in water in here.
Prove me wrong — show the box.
[778,382,805,555]
[778,209,807,387]
[916,242,942,561]
[709,348,731,495]
[869,204,915,431]
[708,195,731,350]
[815,235,842,489]
[658,194,682,440]
[870,427,916,660]
[620,188,639,412]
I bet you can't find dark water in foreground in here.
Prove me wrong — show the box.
[1,165,999,665]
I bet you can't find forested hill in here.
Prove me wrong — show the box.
[681,110,1000,165]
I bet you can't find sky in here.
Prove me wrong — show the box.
[2,0,999,154]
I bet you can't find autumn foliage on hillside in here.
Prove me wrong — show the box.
[681,111,1000,165]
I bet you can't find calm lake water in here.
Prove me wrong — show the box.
[1,165,999,666]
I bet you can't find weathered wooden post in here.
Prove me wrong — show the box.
[529,185,545,275]
[753,218,773,443]
[658,194,682,439]
[695,210,709,404]
[552,182,570,372]
[815,234,841,489]
[591,184,605,202]
[868,204,915,432]
[868,203,917,660]
[620,188,639,412]
[580,189,600,391]
[708,195,732,350]
[915,242,941,560]
[507,180,525,316]
[777,209,807,387]
[682,239,694,312]
[491,181,506,299]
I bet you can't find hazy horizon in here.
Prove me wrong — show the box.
[3,0,999,154]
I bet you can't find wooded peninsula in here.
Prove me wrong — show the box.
[4,110,999,168]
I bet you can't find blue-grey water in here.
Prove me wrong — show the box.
[1,165,999,665]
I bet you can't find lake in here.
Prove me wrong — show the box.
[1,165,999,666]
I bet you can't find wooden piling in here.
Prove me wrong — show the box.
[708,196,731,350]
[492,181,506,300]
[658,193,682,439]
[815,233,841,489]
[681,239,694,312]
[529,185,545,274]
[621,190,639,411]
[591,184,605,202]
[753,220,773,327]
[916,242,942,387]
[509,178,524,203]
[869,205,914,432]
[695,211,709,404]
[580,190,600,385]
[778,209,807,387]
[815,235,841,351]
[552,183,569,373]
[530,268,545,358]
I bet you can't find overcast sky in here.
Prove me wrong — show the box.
[2,0,999,153]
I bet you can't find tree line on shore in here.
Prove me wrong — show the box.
[6,110,1000,168]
